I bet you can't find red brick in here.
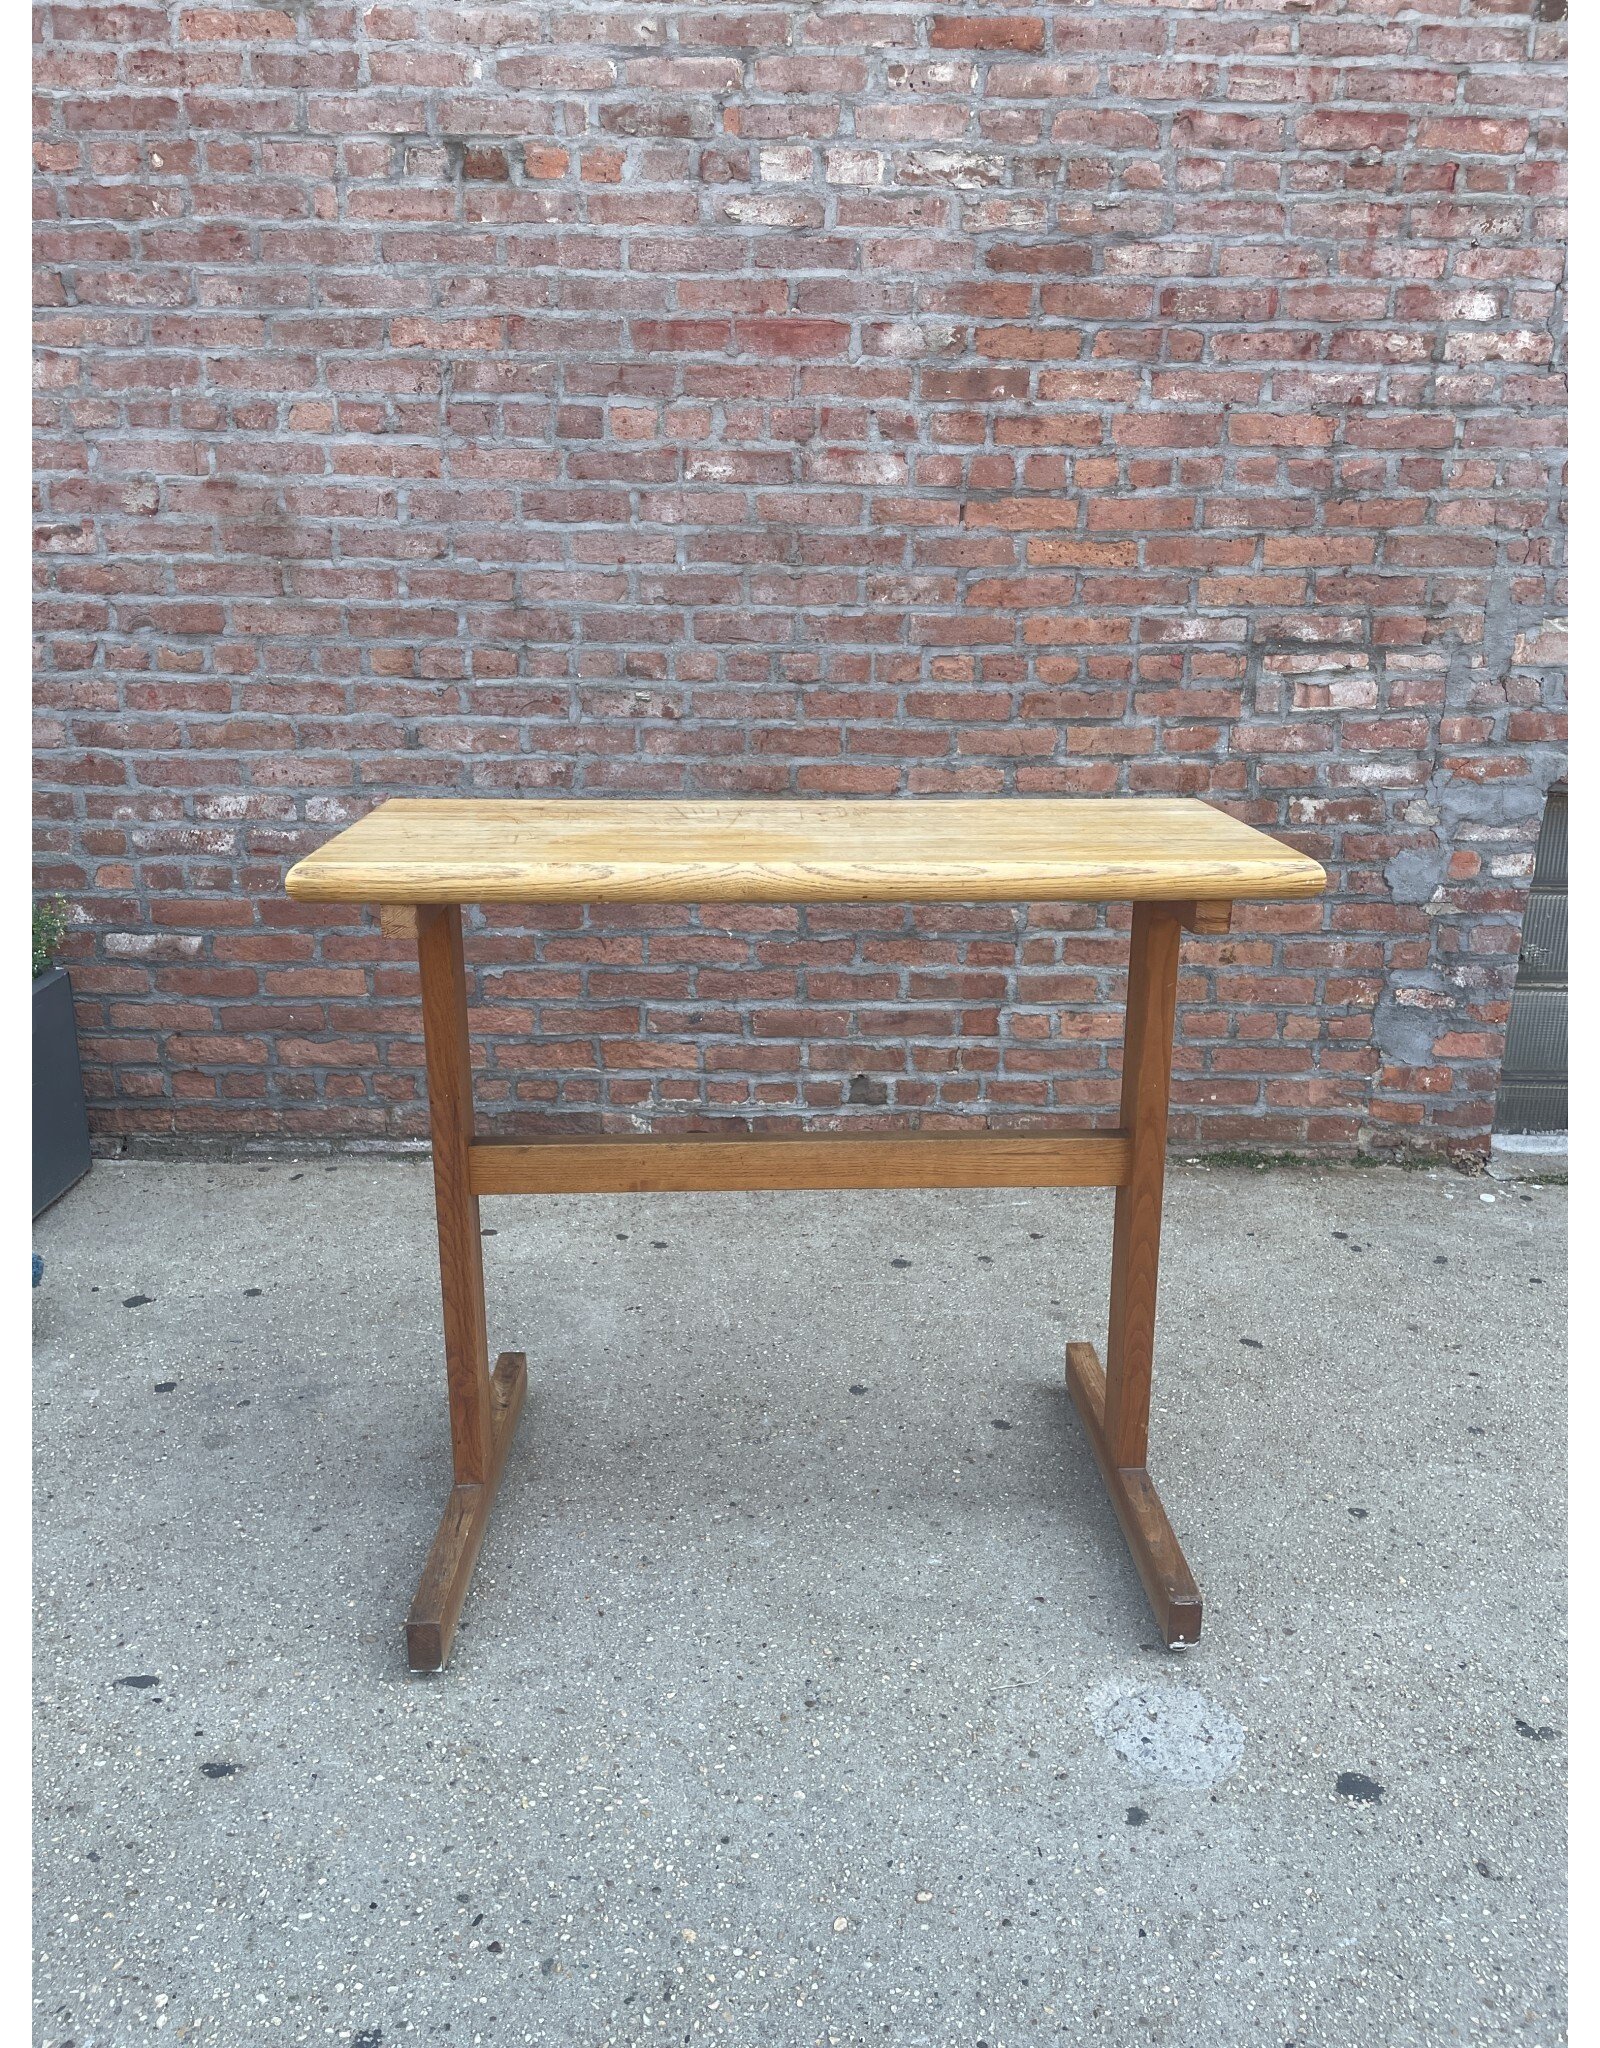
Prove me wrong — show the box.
[929,16,1045,50]
[30,0,1565,1160]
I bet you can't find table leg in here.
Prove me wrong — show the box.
[1064,902,1202,1646]
[404,903,527,1672]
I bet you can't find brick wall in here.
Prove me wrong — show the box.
[34,0,1567,1158]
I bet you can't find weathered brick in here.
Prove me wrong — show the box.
[31,0,1565,1159]
[929,16,1043,51]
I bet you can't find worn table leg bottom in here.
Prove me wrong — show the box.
[405,1351,528,1672]
[1065,1340,1202,1648]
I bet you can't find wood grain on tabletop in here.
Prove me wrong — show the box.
[284,797,1327,905]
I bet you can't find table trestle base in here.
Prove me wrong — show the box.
[405,898,1201,1664]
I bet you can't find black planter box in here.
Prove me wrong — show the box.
[33,966,91,1217]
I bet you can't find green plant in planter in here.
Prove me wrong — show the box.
[32,897,69,981]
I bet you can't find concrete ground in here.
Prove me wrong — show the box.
[33,1158,1566,2048]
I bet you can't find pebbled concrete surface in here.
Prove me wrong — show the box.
[33,1159,1566,2048]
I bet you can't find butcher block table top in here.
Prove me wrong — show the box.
[284,797,1326,906]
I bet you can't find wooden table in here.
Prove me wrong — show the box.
[286,798,1325,1670]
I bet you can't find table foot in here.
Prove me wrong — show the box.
[1064,1340,1202,1648]
[405,1351,528,1672]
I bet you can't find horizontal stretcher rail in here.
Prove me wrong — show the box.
[466,1131,1131,1197]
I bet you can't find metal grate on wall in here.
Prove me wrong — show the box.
[1494,789,1567,1135]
